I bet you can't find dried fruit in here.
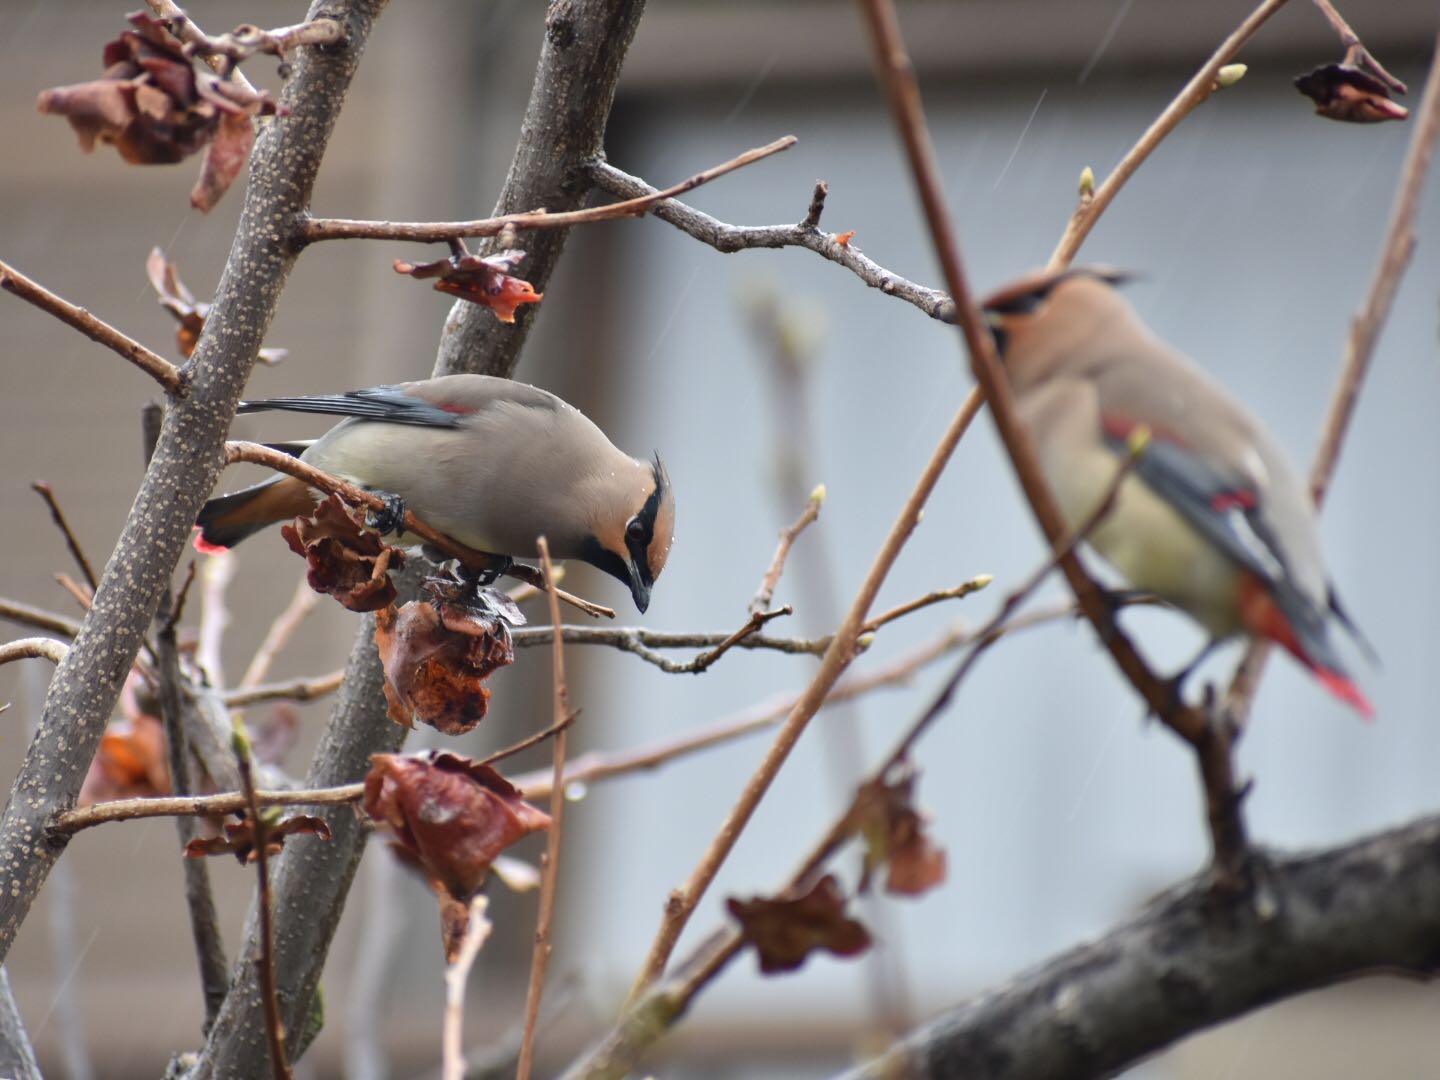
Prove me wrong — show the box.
[1294,64,1409,123]
[281,495,405,612]
[184,812,331,864]
[393,248,543,323]
[852,766,947,898]
[363,751,550,905]
[374,599,514,734]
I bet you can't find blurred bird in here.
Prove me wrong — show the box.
[982,267,1373,716]
[195,374,675,613]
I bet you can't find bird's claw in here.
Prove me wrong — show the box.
[366,491,407,536]
[455,555,514,589]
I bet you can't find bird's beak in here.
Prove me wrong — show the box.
[628,559,652,614]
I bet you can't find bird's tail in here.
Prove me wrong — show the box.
[194,475,315,552]
[1238,573,1374,719]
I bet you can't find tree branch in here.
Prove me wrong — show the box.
[587,160,955,322]
[0,639,68,667]
[301,136,795,243]
[0,258,185,397]
[844,814,1440,1079]
[1046,0,1291,271]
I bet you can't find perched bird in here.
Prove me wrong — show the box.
[195,374,675,613]
[982,267,1373,716]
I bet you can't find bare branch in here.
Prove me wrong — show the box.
[588,160,955,322]
[1310,0,1408,93]
[30,482,99,593]
[517,539,574,1080]
[1047,0,1291,271]
[442,897,493,1080]
[224,441,615,620]
[0,258,185,397]
[173,15,345,65]
[238,575,320,691]
[0,599,81,640]
[862,575,992,634]
[751,486,825,614]
[301,136,797,244]
[0,639,68,667]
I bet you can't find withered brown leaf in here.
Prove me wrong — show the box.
[281,494,405,612]
[184,812,332,864]
[373,599,514,734]
[853,767,947,898]
[1294,64,1409,123]
[727,874,872,975]
[146,247,287,362]
[393,248,543,323]
[363,751,550,904]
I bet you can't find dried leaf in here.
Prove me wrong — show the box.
[184,811,332,864]
[727,875,872,975]
[145,247,286,361]
[281,494,405,612]
[393,248,543,323]
[78,712,170,806]
[853,767,947,898]
[1294,64,1409,123]
[373,599,514,734]
[363,751,550,902]
[834,230,856,247]
[36,11,282,208]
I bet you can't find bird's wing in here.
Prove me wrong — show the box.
[238,385,464,428]
[1100,415,1291,591]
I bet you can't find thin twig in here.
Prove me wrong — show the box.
[238,576,320,691]
[223,441,615,619]
[144,0,257,92]
[195,549,235,687]
[234,723,292,1080]
[751,486,825,614]
[862,575,992,634]
[52,575,93,613]
[0,259,185,397]
[30,482,98,593]
[0,599,81,640]
[0,640,69,667]
[220,671,345,708]
[628,385,987,998]
[174,15,345,64]
[52,785,365,835]
[441,896,493,1080]
[588,161,955,323]
[1046,0,1291,271]
[1224,33,1440,728]
[302,136,797,243]
[517,538,574,1080]
[1309,0,1408,93]
[859,0,1247,880]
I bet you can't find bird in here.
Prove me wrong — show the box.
[982,266,1373,717]
[195,374,675,613]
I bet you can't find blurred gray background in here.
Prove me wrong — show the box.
[1,1,1437,1076]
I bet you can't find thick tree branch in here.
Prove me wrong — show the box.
[844,814,1440,1079]
[588,161,955,322]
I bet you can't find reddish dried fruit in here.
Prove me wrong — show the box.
[393,249,543,323]
[727,875,872,975]
[184,812,332,864]
[281,495,405,612]
[36,12,283,209]
[1294,64,1409,123]
[78,713,170,806]
[853,767,947,898]
[374,599,514,734]
[363,751,550,903]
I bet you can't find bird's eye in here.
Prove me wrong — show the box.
[626,519,647,543]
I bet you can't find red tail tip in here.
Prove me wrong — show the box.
[1315,668,1375,722]
[191,527,230,556]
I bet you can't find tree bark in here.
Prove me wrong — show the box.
[841,814,1440,1080]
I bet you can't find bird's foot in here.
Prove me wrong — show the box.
[454,555,514,589]
[365,491,407,536]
